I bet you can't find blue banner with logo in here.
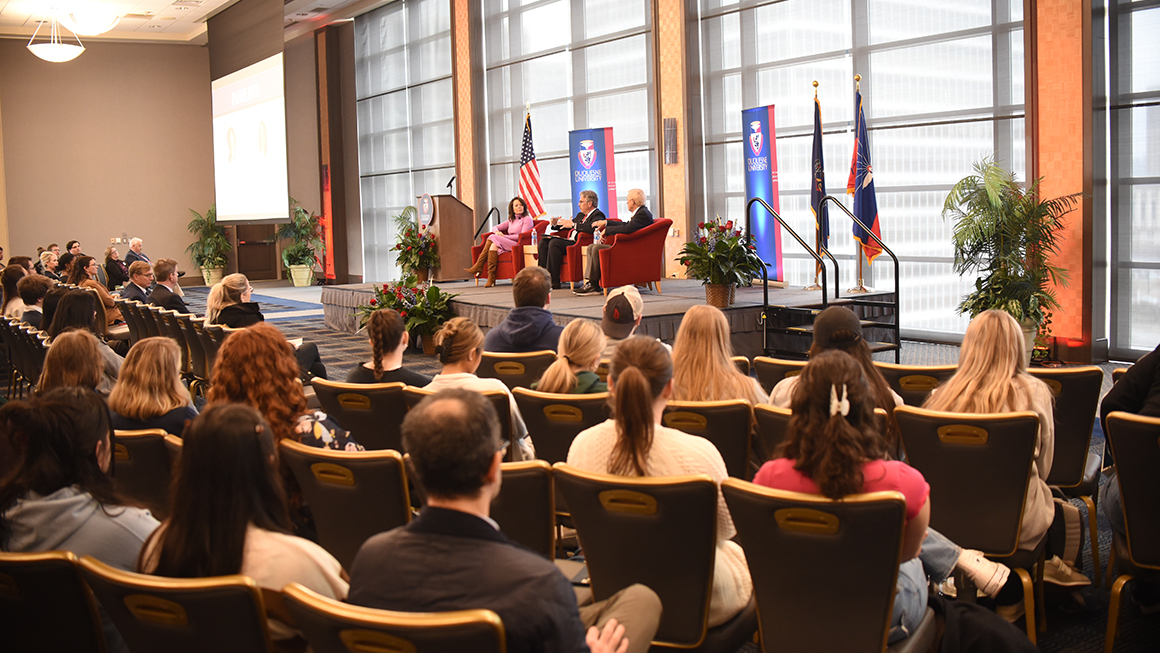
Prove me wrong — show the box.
[742,105,783,281]
[569,128,618,220]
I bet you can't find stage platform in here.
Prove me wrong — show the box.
[322,279,896,360]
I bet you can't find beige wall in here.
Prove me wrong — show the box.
[0,39,213,275]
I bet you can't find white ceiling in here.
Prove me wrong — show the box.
[0,0,380,45]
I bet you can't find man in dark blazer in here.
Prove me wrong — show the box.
[124,237,151,266]
[347,389,661,653]
[575,188,654,295]
[119,261,153,304]
[538,189,605,290]
[148,258,190,314]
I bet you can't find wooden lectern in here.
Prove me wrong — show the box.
[423,194,474,282]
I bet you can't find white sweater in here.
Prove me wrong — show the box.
[567,420,752,626]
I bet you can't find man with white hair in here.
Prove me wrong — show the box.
[574,188,654,295]
[124,238,150,266]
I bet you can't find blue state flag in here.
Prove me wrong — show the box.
[811,95,829,250]
[846,89,883,263]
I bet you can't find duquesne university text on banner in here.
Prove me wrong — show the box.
[742,105,784,281]
[569,128,618,220]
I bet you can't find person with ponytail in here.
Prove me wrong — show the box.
[139,404,346,642]
[671,305,765,405]
[754,350,1015,641]
[567,336,752,627]
[533,318,607,394]
[423,317,533,459]
[346,308,431,386]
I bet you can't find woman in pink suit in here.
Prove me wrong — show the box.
[466,196,534,287]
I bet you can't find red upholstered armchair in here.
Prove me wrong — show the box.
[471,220,549,286]
[597,218,672,293]
[560,218,621,290]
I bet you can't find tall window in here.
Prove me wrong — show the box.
[354,0,454,281]
[700,0,1024,336]
[1100,0,1160,359]
[483,0,657,220]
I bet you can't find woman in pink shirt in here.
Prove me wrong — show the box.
[466,196,534,287]
[753,350,1011,641]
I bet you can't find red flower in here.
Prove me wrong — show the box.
[369,298,377,305]
[718,225,728,232]
[407,246,412,251]
[734,230,742,237]
[400,311,407,317]
[383,284,389,291]
[725,220,733,230]
[697,222,705,229]
[683,260,691,266]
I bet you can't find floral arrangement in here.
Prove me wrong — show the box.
[676,216,765,286]
[355,274,459,337]
[393,206,440,276]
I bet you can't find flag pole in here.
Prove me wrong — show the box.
[849,74,869,294]
[804,80,823,291]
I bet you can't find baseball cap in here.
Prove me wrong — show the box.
[812,306,863,349]
[602,286,643,340]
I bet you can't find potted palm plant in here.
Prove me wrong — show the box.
[185,204,230,286]
[942,157,1082,361]
[676,216,764,307]
[276,199,324,287]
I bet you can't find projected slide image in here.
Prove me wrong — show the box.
[212,53,290,221]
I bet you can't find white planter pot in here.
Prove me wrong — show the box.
[201,267,225,287]
[288,265,314,287]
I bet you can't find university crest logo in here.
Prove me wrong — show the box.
[749,121,763,157]
[578,140,597,169]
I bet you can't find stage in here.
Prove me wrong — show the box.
[321,279,897,360]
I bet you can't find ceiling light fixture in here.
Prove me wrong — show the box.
[58,5,122,37]
[26,10,85,63]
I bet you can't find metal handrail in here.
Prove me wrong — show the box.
[474,207,501,242]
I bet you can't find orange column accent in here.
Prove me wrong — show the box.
[1033,0,1092,362]
[656,0,688,279]
[452,0,475,211]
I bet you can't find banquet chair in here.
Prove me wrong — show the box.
[752,405,792,473]
[489,460,555,559]
[596,218,672,293]
[113,428,176,520]
[662,399,753,479]
[403,386,515,459]
[511,388,610,465]
[752,356,808,395]
[732,355,751,376]
[477,350,557,390]
[872,362,958,407]
[0,550,106,653]
[310,379,408,451]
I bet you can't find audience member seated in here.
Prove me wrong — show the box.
[119,261,153,303]
[16,274,53,330]
[465,196,534,287]
[139,404,347,642]
[207,273,327,380]
[104,246,130,290]
[483,266,563,353]
[57,241,81,276]
[8,256,34,276]
[574,188,654,295]
[532,318,607,394]
[68,256,123,325]
[567,336,753,626]
[35,243,60,274]
[39,250,61,281]
[924,310,1088,597]
[753,350,1018,643]
[1099,340,1160,613]
[345,307,431,386]
[348,388,660,653]
[425,317,533,460]
[39,286,68,332]
[0,387,160,653]
[768,306,902,455]
[148,259,189,314]
[47,290,123,393]
[108,337,199,437]
[36,330,106,396]
[599,286,670,358]
[2,264,27,318]
[124,237,151,266]
[672,305,765,405]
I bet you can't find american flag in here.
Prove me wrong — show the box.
[519,112,546,217]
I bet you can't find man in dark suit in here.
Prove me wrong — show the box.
[124,237,150,266]
[119,261,153,303]
[148,258,190,314]
[538,189,605,290]
[575,188,654,295]
[347,388,661,653]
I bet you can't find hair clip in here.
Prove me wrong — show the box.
[829,383,850,417]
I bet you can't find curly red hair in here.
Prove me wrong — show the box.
[207,323,306,444]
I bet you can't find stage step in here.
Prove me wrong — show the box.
[786,319,887,333]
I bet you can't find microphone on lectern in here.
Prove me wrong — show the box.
[446,176,456,191]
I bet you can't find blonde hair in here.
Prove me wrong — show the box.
[608,337,672,477]
[672,305,763,405]
[924,310,1049,414]
[537,319,605,393]
[434,317,484,366]
[38,329,103,393]
[108,337,192,420]
[206,274,249,324]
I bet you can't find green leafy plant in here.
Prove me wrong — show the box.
[185,204,230,269]
[276,199,324,268]
[392,206,440,275]
[676,216,765,286]
[355,275,459,337]
[942,157,1082,327]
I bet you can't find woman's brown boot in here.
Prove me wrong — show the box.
[484,250,499,287]
[466,241,492,275]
